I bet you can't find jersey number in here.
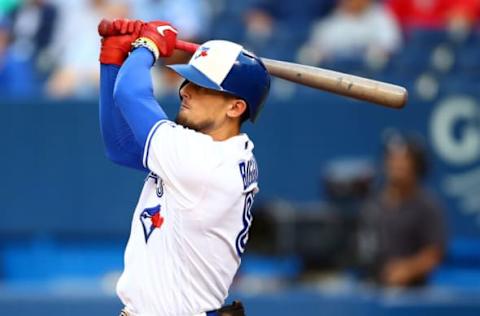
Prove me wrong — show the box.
[235,191,254,256]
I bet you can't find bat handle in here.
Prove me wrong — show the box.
[175,40,199,54]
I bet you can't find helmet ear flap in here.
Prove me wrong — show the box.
[178,80,190,101]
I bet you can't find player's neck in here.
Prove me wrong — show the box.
[207,122,241,141]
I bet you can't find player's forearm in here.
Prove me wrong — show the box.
[99,64,147,170]
[113,47,168,149]
[405,246,443,279]
[383,245,443,286]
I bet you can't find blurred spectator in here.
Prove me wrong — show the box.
[46,0,129,99]
[243,0,335,29]
[130,0,214,97]
[357,133,447,287]
[243,5,275,49]
[130,0,212,40]
[298,0,402,66]
[0,26,37,97]
[386,0,480,32]
[9,0,57,68]
[0,0,57,97]
[242,0,335,59]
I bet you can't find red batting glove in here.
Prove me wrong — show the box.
[132,21,178,61]
[99,19,144,66]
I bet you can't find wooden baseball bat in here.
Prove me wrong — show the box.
[99,19,407,109]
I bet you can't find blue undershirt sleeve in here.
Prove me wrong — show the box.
[99,64,147,171]
[113,47,168,151]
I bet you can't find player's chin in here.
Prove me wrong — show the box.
[175,114,215,133]
[175,112,196,130]
[175,111,186,123]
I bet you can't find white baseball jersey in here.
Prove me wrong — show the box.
[116,120,259,316]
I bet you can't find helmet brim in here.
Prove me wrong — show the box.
[167,64,223,92]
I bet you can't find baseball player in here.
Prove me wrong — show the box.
[98,19,270,316]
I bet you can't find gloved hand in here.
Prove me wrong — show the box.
[99,19,143,66]
[132,21,178,61]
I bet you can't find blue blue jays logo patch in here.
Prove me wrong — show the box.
[140,205,164,243]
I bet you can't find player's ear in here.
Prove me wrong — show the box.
[226,99,247,120]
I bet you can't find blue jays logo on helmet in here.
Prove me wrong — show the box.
[193,47,210,60]
[167,40,271,122]
[140,205,164,243]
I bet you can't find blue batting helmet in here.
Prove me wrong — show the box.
[167,40,271,122]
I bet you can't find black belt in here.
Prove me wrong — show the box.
[120,300,245,316]
[207,300,245,316]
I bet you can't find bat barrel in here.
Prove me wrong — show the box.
[261,58,407,109]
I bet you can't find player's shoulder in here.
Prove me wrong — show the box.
[223,132,254,149]
[156,120,206,137]
[152,120,216,146]
[153,121,257,161]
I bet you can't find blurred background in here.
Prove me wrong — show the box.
[1,0,480,315]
